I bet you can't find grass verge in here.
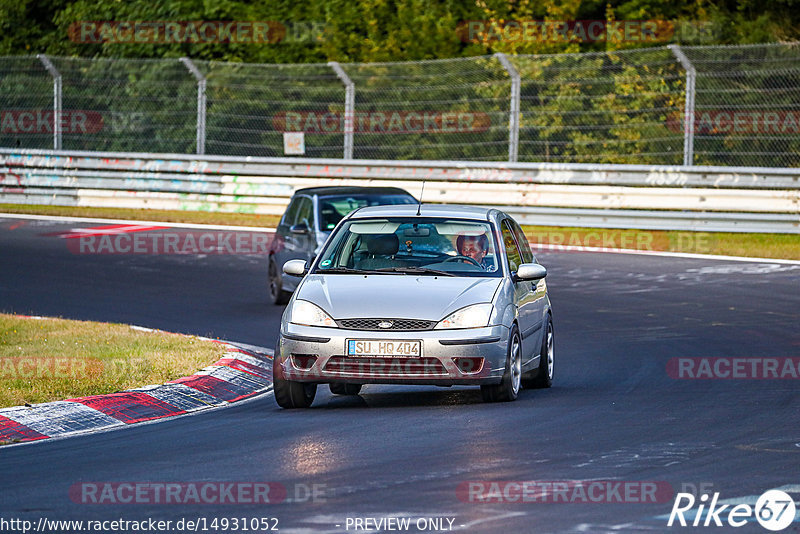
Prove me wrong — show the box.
[0,314,227,408]
[1,204,798,260]
[521,226,800,261]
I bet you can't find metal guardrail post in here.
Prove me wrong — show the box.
[329,61,355,160]
[668,45,696,167]
[495,53,521,163]
[37,54,62,150]
[180,57,207,155]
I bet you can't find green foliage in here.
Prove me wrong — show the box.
[0,0,797,62]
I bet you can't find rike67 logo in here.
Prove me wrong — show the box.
[668,489,797,531]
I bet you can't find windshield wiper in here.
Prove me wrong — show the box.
[375,266,456,277]
[317,267,391,275]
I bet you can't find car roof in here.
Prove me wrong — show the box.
[294,186,415,198]
[349,204,499,220]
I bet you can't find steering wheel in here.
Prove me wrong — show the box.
[442,255,482,267]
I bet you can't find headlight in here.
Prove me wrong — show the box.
[288,300,336,327]
[435,303,493,330]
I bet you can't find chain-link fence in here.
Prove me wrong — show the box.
[2,42,799,166]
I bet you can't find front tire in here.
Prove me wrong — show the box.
[268,259,291,305]
[274,377,317,408]
[481,325,521,402]
[273,345,316,408]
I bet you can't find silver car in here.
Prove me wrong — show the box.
[273,204,554,408]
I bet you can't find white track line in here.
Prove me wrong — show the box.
[0,212,275,232]
[2,212,798,264]
[532,243,800,265]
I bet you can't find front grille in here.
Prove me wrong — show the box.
[337,318,435,331]
[324,357,447,376]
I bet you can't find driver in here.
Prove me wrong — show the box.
[456,234,492,270]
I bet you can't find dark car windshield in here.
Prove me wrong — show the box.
[313,217,501,277]
[318,195,415,231]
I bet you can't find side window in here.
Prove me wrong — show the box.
[282,197,301,227]
[510,219,534,264]
[501,221,522,272]
[295,197,313,229]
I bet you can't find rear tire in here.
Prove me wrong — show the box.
[524,315,553,389]
[268,259,291,305]
[329,383,362,395]
[481,325,521,403]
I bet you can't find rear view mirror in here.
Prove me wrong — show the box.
[283,259,308,277]
[404,227,430,237]
[515,263,547,281]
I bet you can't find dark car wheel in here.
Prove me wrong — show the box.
[273,344,316,408]
[274,376,317,409]
[268,259,291,305]
[481,325,521,402]
[329,383,362,395]
[523,315,553,389]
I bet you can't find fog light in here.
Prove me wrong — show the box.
[452,357,484,374]
[292,354,318,370]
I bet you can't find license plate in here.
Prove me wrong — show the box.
[346,339,421,358]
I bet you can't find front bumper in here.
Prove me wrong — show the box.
[276,323,510,386]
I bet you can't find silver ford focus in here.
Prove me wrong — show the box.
[273,204,554,408]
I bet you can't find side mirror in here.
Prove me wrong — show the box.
[515,263,547,281]
[283,259,308,277]
[290,223,310,235]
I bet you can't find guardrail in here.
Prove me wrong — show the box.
[1,148,798,233]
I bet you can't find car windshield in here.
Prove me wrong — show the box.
[318,195,415,231]
[314,217,501,277]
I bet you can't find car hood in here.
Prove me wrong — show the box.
[295,274,501,321]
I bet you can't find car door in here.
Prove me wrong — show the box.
[509,218,548,367]
[281,195,315,292]
[272,195,301,274]
[501,219,537,367]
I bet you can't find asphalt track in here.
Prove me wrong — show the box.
[1,216,799,533]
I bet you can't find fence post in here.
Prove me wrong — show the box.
[495,53,520,163]
[329,61,355,160]
[180,57,206,155]
[668,45,696,167]
[37,54,62,150]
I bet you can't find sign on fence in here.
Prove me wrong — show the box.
[283,132,305,155]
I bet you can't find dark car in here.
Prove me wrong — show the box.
[267,186,417,304]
